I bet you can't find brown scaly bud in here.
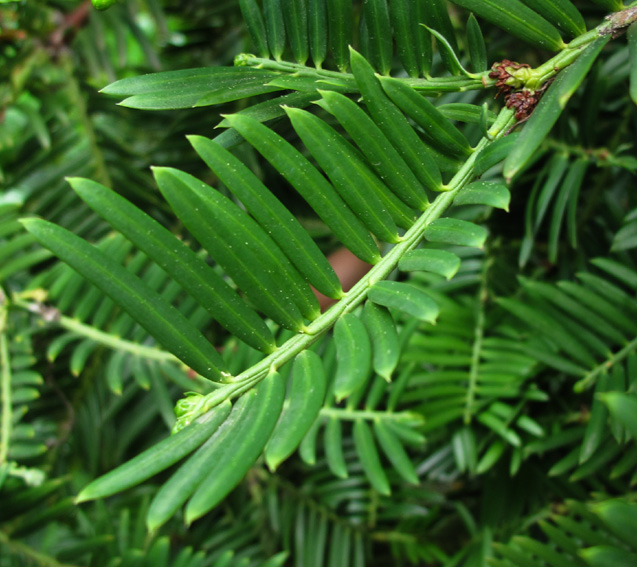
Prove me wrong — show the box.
[489,59,531,98]
[505,89,539,121]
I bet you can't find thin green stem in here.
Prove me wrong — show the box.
[0,288,11,466]
[320,407,422,424]
[574,336,637,393]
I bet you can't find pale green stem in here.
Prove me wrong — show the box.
[574,335,637,393]
[0,288,11,466]
[319,407,422,424]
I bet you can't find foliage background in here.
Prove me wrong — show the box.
[1,0,637,566]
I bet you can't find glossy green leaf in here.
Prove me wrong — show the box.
[153,167,314,330]
[77,401,232,503]
[326,0,351,71]
[185,372,284,524]
[299,417,321,465]
[399,249,461,280]
[362,0,392,75]
[455,181,511,211]
[466,14,487,72]
[324,418,348,478]
[424,218,487,248]
[283,0,309,64]
[520,0,586,38]
[334,313,372,401]
[380,75,472,159]
[374,420,419,484]
[414,0,433,76]
[422,25,472,77]
[353,419,391,495]
[368,281,439,323]
[265,351,327,471]
[421,0,459,74]
[504,36,610,180]
[439,103,496,125]
[580,546,637,567]
[591,257,637,290]
[225,113,381,264]
[101,68,282,110]
[449,0,564,51]
[285,107,399,243]
[452,427,477,474]
[189,135,342,299]
[600,393,637,440]
[473,133,520,176]
[593,500,637,551]
[629,23,637,106]
[263,0,286,61]
[21,219,226,381]
[239,0,269,57]
[308,0,327,67]
[316,90,430,210]
[350,49,443,192]
[362,301,399,382]
[69,177,276,354]
[579,372,610,464]
[390,0,419,77]
[587,0,623,10]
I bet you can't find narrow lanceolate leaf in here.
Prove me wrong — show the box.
[308,0,327,67]
[454,181,511,211]
[504,36,610,181]
[374,420,419,484]
[153,168,313,330]
[473,133,520,176]
[594,500,637,550]
[424,218,487,248]
[600,393,637,440]
[353,419,391,495]
[414,0,433,76]
[263,0,286,61]
[380,76,472,159]
[520,0,586,39]
[334,313,372,401]
[284,108,416,231]
[326,0,351,71]
[325,418,348,478]
[363,301,399,381]
[362,0,393,75]
[185,372,285,524]
[225,114,380,264]
[579,372,610,464]
[466,14,487,73]
[422,25,473,77]
[629,23,637,105]
[350,49,443,192]
[69,178,276,354]
[317,90,430,210]
[286,107,399,243]
[188,135,342,299]
[580,546,637,567]
[390,0,419,77]
[398,249,461,280]
[21,219,227,382]
[283,0,309,64]
[100,68,282,110]
[265,351,327,471]
[368,281,439,323]
[449,0,564,51]
[239,0,270,57]
[77,401,232,503]
[421,0,459,74]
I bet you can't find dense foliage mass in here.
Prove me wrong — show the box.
[1,0,637,565]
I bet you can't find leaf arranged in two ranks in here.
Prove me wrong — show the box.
[424,218,488,248]
[368,281,439,323]
[263,0,286,61]
[334,313,372,401]
[282,0,309,64]
[520,0,586,39]
[399,249,461,280]
[454,181,511,211]
[239,0,270,57]
[363,301,399,381]
[353,419,391,495]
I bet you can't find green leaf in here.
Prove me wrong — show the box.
[600,393,637,440]
[374,420,419,484]
[579,372,610,464]
[188,135,343,299]
[76,401,232,503]
[334,313,372,401]
[21,219,227,382]
[317,90,430,209]
[579,546,637,567]
[466,14,487,72]
[185,372,285,524]
[629,23,637,106]
[439,103,497,125]
[454,181,511,211]
[353,419,391,495]
[326,0,351,71]
[263,0,286,61]
[265,351,327,471]
[350,49,443,192]
[424,218,487,248]
[473,133,520,176]
[153,167,315,330]
[69,177,276,354]
[101,68,282,110]
[476,439,506,474]
[591,258,637,290]
[414,0,433,76]
[503,36,610,180]
[389,0,420,77]
[363,301,399,381]
[379,75,472,159]
[285,107,399,243]
[452,427,478,474]
[398,249,461,280]
[421,0,459,74]
[283,0,309,64]
[324,418,348,478]
[520,0,586,39]
[361,0,393,75]
[224,113,381,264]
[308,0,327,67]
[422,25,473,77]
[449,0,565,51]
[239,0,270,57]
[368,281,440,323]
[593,500,637,551]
